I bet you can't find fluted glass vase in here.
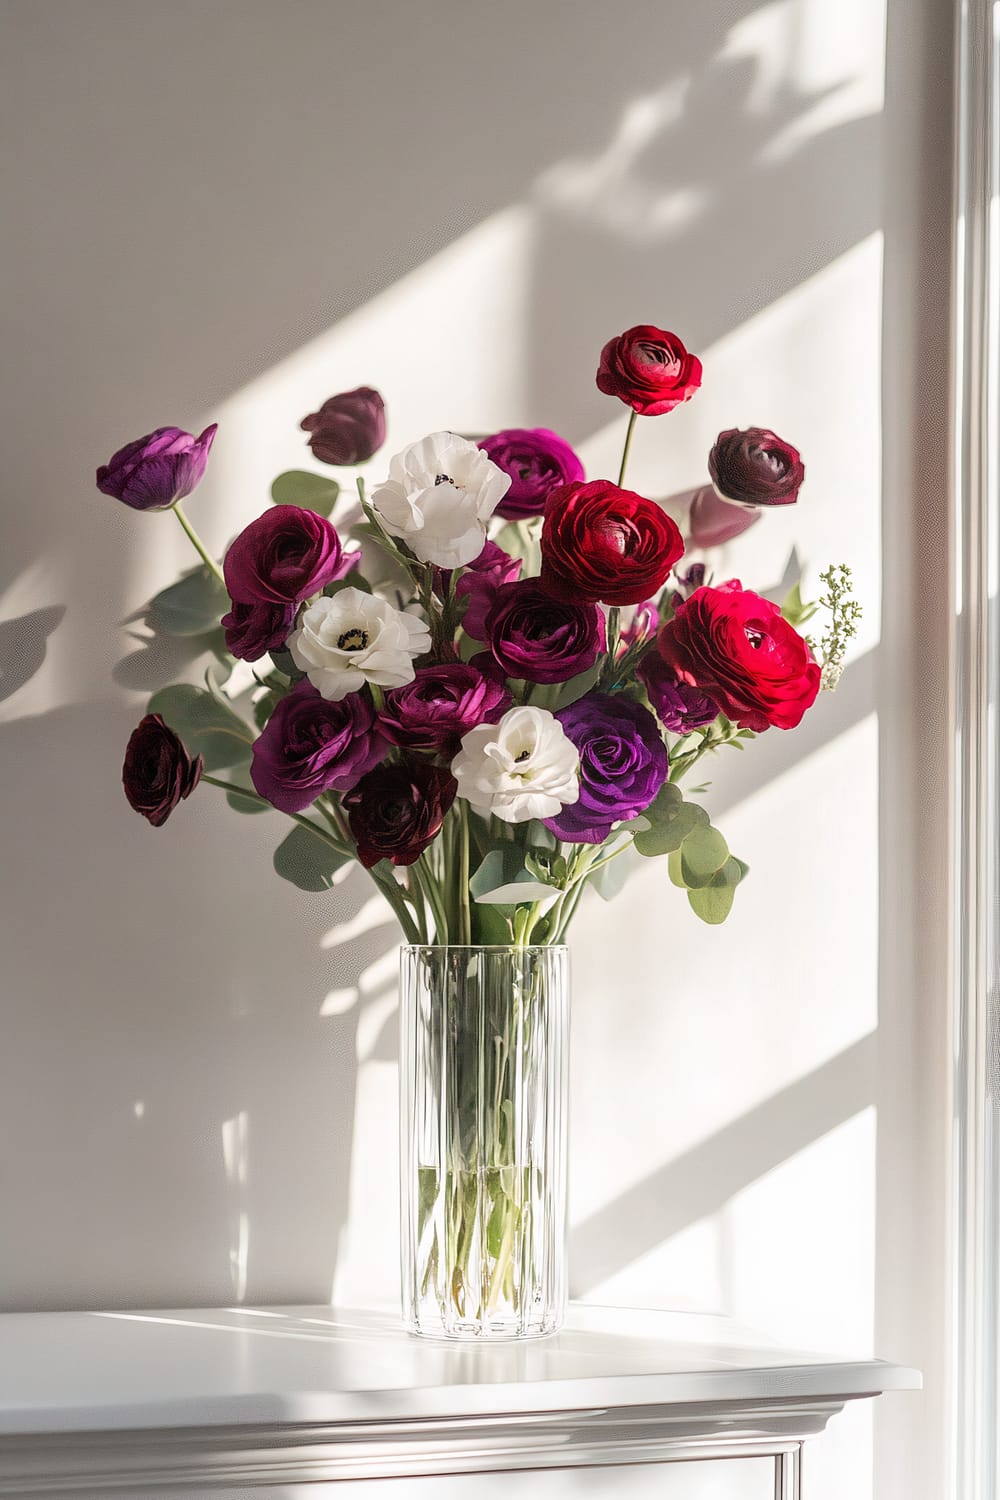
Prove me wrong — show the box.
[399,945,569,1340]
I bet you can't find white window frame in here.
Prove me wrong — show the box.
[950,4,1000,1499]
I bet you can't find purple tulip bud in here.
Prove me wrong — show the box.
[687,485,762,548]
[97,425,217,511]
[300,387,386,466]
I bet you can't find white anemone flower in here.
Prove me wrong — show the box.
[452,706,580,824]
[288,587,431,701]
[369,431,511,569]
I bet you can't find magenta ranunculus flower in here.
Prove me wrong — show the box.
[300,386,387,466]
[479,428,585,521]
[484,579,605,684]
[250,680,388,813]
[224,505,344,606]
[97,424,217,511]
[455,539,522,639]
[379,663,512,755]
[544,692,668,844]
[222,599,298,663]
[638,650,719,734]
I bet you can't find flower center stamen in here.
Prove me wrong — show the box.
[514,749,532,763]
[744,626,765,649]
[337,628,369,652]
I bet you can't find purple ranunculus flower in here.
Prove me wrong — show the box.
[638,650,719,733]
[379,662,512,755]
[479,427,585,521]
[222,599,298,662]
[224,505,343,606]
[455,539,523,639]
[484,579,605,685]
[122,714,203,826]
[96,424,217,511]
[250,680,388,813]
[300,386,386,466]
[544,692,668,844]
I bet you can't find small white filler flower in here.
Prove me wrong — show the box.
[452,706,580,824]
[369,431,511,569]
[288,587,431,700]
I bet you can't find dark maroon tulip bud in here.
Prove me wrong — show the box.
[97,425,217,511]
[300,386,386,466]
[122,714,203,826]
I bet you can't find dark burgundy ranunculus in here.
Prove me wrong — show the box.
[484,579,605,684]
[250,680,388,813]
[708,427,804,507]
[455,539,523,638]
[300,386,386,466]
[596,326,702,416]
[540,480,685,606]
[224,505,343,606]
[222,599,297,662]
[478,427,585,521]
[638,650,719,733]
[657,580,820,732]
[343,758,457,868]
[379,663,511,754]
[543,692,668,844]
[122,714,203,826]
[97,425,217,511]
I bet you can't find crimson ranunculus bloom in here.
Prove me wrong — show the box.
[708,428,804,507]
[122,714,203,826]
[596,326,702,416]
[657,581,820,732]
[540,480,684,606]
[224,505,343,606]
[97,424,217,511]
[379,663,511,754]
[300,386,386,466]
[343,759,457,868]
[250,681,388,813]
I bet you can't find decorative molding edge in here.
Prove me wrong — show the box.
[0,1395,866,1495]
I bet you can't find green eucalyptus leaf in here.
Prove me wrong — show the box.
[270,470,340,516]
[147,684,253,771]
[554,662,601,710]
[147,567,229,638]
[469,848,555,906]
[590,846,637,901]
[685,854,748,924]
[633,782,709,857]
[679,824,730,888]
[222,768,269,815]
[272,824,350,891]
[667,848,687,888]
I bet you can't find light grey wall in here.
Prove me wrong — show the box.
[0,4,952,1497]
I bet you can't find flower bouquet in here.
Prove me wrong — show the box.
[101,323,859,1338]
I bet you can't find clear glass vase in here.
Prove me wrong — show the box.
[399,944,569,1340]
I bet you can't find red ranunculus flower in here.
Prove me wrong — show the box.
[596,325,702,415]
[540,480,684,606]
[343,758,457,868]
[657,581,820,732]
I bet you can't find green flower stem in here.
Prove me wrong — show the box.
[414,856,449,943]
[171,501,227,588]
[605,606,621,668]
[458,801,472,945]
[369,862,423,946]
[617,409,638,487]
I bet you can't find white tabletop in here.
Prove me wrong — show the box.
[0,1303,920,1435]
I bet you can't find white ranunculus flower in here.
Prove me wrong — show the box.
[288,587,431,701]
[369,431,511,569]
[452,706,580,824]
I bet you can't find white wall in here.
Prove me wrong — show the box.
[0,3,952,1498]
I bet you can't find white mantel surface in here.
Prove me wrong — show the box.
[0,1302,919,1435]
